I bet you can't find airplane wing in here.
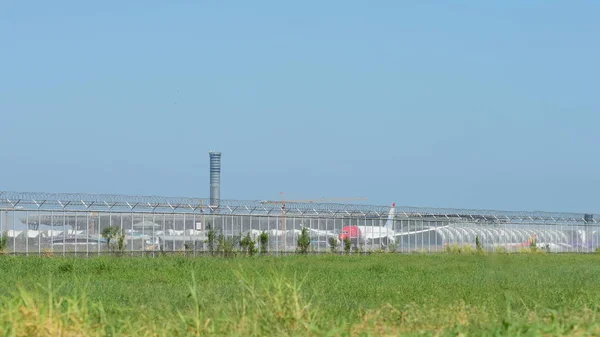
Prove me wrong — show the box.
[393,225,450,237]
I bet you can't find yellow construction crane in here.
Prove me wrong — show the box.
[260,193,368,250]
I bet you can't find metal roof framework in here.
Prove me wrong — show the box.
[0,191,597,225]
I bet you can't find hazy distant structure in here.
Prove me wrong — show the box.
[209,151,221,208]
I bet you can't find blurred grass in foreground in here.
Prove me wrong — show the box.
[1,253,600,336]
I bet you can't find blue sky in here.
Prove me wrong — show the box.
[1,1,599,213]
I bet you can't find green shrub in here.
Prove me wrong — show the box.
[343,238,352,254]
[101,226,118,250]
[207,229,216,255]
[0,231,6,253]
[217,233,238,258]
[101,226,125,254]
[240,233,258,256]
[258,231,269,254]
[328,237,338,253]
[116,230,126,255]
[475,235,483,252]
[296,228,310,254]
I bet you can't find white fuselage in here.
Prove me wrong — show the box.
[347,226,396,245]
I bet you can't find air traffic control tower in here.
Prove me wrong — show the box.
[209,151,221,208]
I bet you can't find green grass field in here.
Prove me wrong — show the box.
[1,253,600,336]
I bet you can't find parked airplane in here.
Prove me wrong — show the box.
[303,203,443,248]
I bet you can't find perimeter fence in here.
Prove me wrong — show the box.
[1,191,599,256]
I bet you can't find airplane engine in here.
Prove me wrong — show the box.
[380,236,396,250]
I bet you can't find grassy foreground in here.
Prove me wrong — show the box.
[1,254,600,336]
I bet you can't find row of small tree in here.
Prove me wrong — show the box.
[207,229,270,257]
[327,236,353,254]
[209,227,357,256]
[294,228,356,254]
[298,228,359,254]
[98,225,362,256]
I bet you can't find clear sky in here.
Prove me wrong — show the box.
[1,1,599,213]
